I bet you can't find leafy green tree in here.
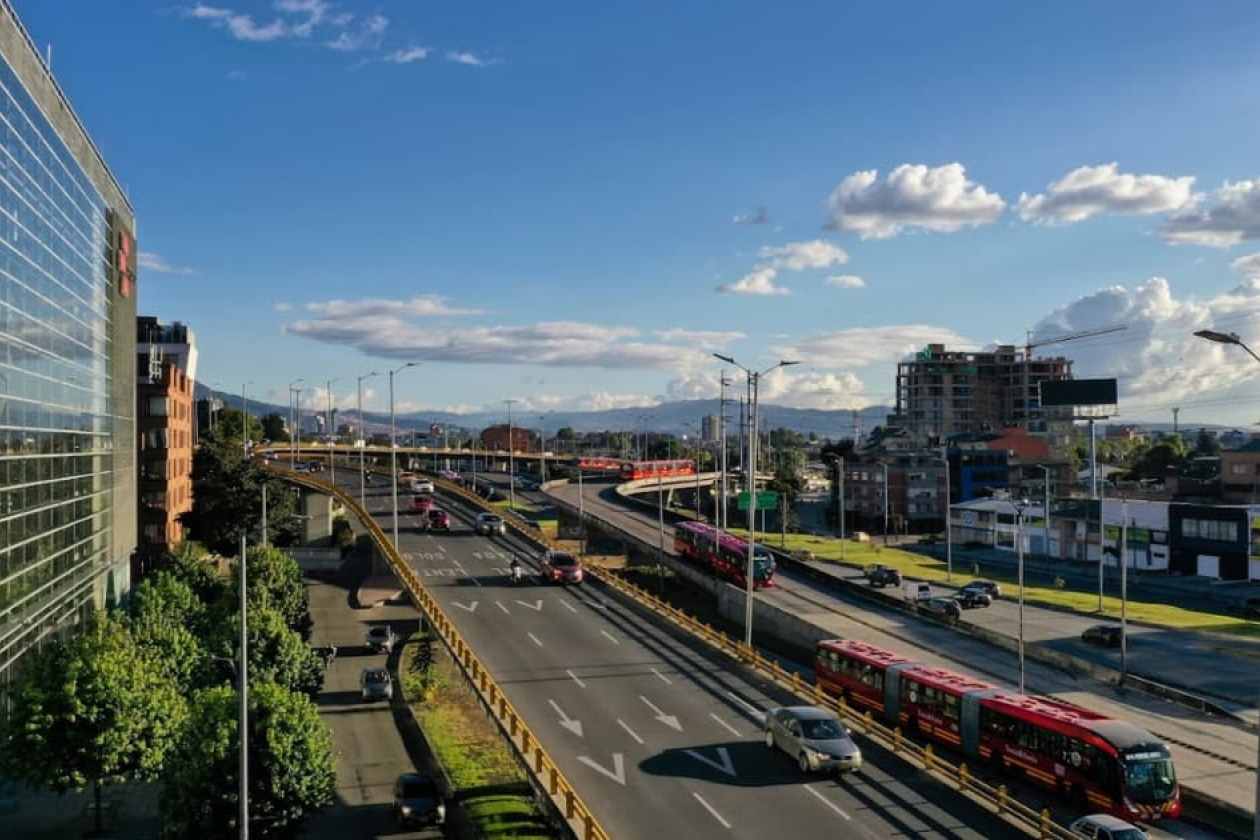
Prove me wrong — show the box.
[2,613,188,834]
[205,605,323,697]
[261,412,286,442]
[127,571,206,688]
[152,540,227,606]
[181,435,298,554]
[1192,428,1222,458]
[236,545,313,640]
[1125,438,1190,482]
[212,406,262,449]
[159,682,336,839]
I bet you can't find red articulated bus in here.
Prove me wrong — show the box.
[576,455,624,472]
[618,459,695,481]
[814,639,1179,822]
[673,520,776,589]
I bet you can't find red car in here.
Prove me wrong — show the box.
[409,493,434,513]
[426,508,451,531]
[539,550,583,585]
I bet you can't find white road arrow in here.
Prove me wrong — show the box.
[548,700,583,737]
[451,601,479,613]
[577,753,626,786]
[515,599,544,611]
[640,695,682,731]
[683,747,736,778]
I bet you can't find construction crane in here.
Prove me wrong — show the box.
[1020,323,1128,433]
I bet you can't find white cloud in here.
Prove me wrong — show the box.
[327,13,387,51]
[303,295,483,318]
[273,301,294,312]
[1163,177,1260,246]
[733,207,769,225]
[1017,163,1196,224]
[826,162,1005,239]
[774,324,977,368]
[1231,251,1260,278]
[758,239,849,271]
[826,274,866,289]
[575,392,659,411]
[275,0,329,36]
[653,328,744,347]
[384,46,429,64]
[447,50,492,67]
[716,266,788,296]
[138,252,196,275]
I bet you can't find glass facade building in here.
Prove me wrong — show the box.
[0,1,136,710]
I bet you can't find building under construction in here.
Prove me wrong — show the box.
[889,344,1074,448]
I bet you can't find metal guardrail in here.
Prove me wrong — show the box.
[280,466,1073,839]
[273,466,611,840]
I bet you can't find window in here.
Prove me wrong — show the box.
[146,395,168,417]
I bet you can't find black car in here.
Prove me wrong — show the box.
[922,596,961,619]
[1081,624,1122,647]
[393,772,445,828]
[955,584,993,608]
[864,564,902,588]
[965,579,1002,599]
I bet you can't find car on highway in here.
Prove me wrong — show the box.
[365,624,397,654]
[964,579,1002,599]
[864,564,902,587]
[539,550,584,585]
[393,772,445,828]
[955,584,993,609]
[360,666,394,701]
[922,596,961,619]
[409,493,434,513]
[1081,624,1122,648]
[474,512,506,536]
[1067,813,1146,840]
[438,469,462,483]
[426,508,451,531]
[410,479,435,494]
[763,705,862,775]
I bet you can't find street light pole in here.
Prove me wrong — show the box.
[838,456,846,563]
[390,363,420,549]
[881,461,890,546]
[1014,498,1030,694]
[238,531,249,840]
[1193,327,1260,840]
[241,381,253,460]
[505,399,518,512]
[357,371,378,508]
[1121,497,1129,681]
[326,378,338,486]
[713,353,800,649]
[288,378,304,469]
[1038,464,1052,562]
[940,449,952,581]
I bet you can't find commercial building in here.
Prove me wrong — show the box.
[135,318,196,578]
[0,2,137,706]
[889,344,1074,450]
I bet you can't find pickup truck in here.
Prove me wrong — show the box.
[864,564,902,588]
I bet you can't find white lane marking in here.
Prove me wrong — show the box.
[600,630,620,645]
[527,632,543,647]
[452,558,464,568]
[710,713,741,737]
[467,575,482,587]
[640,695,682,731]
[683,747,736,778]
[515,599,544,611]
[727,691,762,717]
[561,599,578,613]
[452,601,479,613]
[804,785,851,820]
[548,699,583,737]
[616,718,644,745]
[495,600,510,615]
[651,667,672,685]
[691,792,731,829]
[566,669,586,689]
[577,753,625,786]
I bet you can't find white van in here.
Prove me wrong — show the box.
[903,581,932,603]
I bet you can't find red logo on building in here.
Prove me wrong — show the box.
[118,233,134,298]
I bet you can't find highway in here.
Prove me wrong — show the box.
[545,477,1250,838]
[343,474,1034,839]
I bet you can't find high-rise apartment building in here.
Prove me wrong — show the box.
[889,344,1073,449]
[135,318,196,578]
[0,2,137,703]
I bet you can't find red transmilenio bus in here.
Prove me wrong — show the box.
[619,458,695,481]
[673,520,776,589]
[814,639,1179,822]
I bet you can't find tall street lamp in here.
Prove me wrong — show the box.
[390,363,420,549]
[1192,327,1260,840]
[880,461,890,546]
[237,530,249,840]
[937,449,952,581]
[357,371,379,508]
[713,353,800,649]
[1037,464,1052,562]
[505,399,518,512]
[1012,498,1032,694]
[241,381,253,460]
[325,378,338,486]
[288,378,304,469]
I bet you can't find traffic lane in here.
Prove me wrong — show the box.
[304,580,443,839]
[416,538,1028,839]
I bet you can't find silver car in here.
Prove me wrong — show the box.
[1068,814,1146,840]
[474,512,506,536]
[764,705,863,775]
[360,666,394,701]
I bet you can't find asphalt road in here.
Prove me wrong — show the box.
[345,476,1038,840]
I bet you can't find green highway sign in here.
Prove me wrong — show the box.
[737,491,779,510]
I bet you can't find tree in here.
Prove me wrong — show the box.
[237,545,313,640]
[1192,428,1221,458]
[261,412,286,442]
[159,683,336,839]
[181,436,298,555]
[127,571,206,688]
[2,613,188,834]
[152,539,226,606]
[205,604,324,697]
[1124,438,1189,482]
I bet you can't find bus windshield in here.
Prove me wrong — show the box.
[753,554,775,578]
[1123,757,1176,804]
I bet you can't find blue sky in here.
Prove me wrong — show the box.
[18,1,1260,426]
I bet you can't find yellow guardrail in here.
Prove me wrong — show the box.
[272,467,611,840]
[278,464,1072,839]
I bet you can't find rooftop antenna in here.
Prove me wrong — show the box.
[1172,407,1180,435]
